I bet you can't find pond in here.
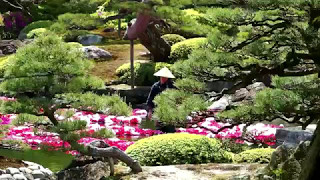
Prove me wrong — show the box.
[0,149,74,172]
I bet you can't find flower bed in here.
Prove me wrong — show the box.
[0,96,283,155]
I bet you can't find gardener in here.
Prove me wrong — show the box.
[146,67,175,120]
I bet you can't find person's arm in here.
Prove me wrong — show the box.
[146,84,158,119]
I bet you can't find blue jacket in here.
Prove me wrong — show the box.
[146,80,175,110]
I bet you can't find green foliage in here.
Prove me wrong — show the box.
[115,62,172,86]
[0,139,31,151]
[170,38,207,60]
[0,55,12,78]
[63,30,90,42]
[174,78,206,93]
[153,89,208,127]
[220,139,250,154]
[161,34,186,46]
[126,133,232,166]
[56,13,101,30]
[233,148,275,163]
[0,33,103,96]
[20,20,54,34]
[12,113,50,126]
[0,125,10,138]
[26,28,49,39]
[59,92,132,116]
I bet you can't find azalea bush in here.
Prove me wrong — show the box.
[233,148,275,163]
[153,89,209,127]
[126,133,233,166]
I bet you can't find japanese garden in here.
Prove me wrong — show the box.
[0,0,320,180]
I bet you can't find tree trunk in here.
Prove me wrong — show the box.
[299,120,320,180]
[88,141,142,173]
[137,22,171,62]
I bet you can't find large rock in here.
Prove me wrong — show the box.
[81,46,112,61]
[275,127,313,147]
[0,40,24,55]
[0,174,14,180]
[208,95,232,112]
[77,35,103,46]
[56,161,110,180]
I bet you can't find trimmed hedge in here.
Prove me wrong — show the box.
[233,148,275,163]
[126,133,233,166]
[115,62,172,86]
[20,20,54,34]
[57,13,100,30]
[170,38,207,60]
[161,34,186,46]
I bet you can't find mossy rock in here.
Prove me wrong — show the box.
[126,133,233,166]
[170,38,207,61]
[234,148,275,163]
[161,34,186,46]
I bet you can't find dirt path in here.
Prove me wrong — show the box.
[116,163,266,180]
[90,43,150,82]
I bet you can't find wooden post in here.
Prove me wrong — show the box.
[118,18,121,38]
[130,40,135,89]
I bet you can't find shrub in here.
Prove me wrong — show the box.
[126,133,232,166]
[153,89,209,127]
[63,30,90,42]
[26,28,49,39]
[233,148,275,163]
[161,34,186,46]
[115,62,172,86]
[20,20,54,34]
[12,113,50,126]
[67,42,83,48]
[0,55,12,78]
[57,13,100,30]
[175,78,206,93]
[220,139,250,154]
[170,38,207,60]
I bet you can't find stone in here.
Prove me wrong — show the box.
[22,173,33,180]
[208,95,232,111]
[229,174,250,180]
[27,166,39,171]
[81,46,112,61]
[246,82,266,91]
[31,170,44,179]
[18,168,32,175]
[6,168,20,175]
[77,35,103,46]
[22,161,38,167]
[275,128,313,147]
[232,88,249,102]
[40,168,53,176]
[0,170,4,175]
[263,175,273,180]
[18,32,27,40]
[56,161,110,180]
[0,174,14,180]
[13,174,27,180]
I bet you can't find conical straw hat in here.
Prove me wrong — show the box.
[153,67,175,78]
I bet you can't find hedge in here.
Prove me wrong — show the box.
[20,20,54,34]
[233,148,275,163]
[161,34,186,46]
[170,37,207,60]
[126,133,233,166]
[115,62,172,86]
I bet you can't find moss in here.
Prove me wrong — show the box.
[161,34,186,46]
[170,38,207,61]
[234,148,275,163]
[126,133,232,166]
